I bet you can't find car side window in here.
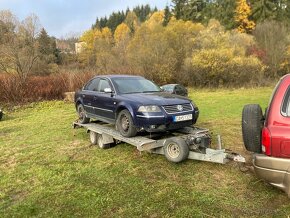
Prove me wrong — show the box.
[84,78,99,91]
[282,86,290,117]
[98,79,111,92]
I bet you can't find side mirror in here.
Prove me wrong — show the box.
[104,88,113,93]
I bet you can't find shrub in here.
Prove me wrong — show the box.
[189,48,265,87]
[0,71,95,103]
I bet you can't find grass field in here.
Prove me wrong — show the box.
[1,87,290,217]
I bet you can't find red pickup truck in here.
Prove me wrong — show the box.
[242,74,290,196]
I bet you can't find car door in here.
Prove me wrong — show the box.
[82,78,99,115]
[94,78,116,121]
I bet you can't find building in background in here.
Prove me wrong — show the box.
[75,41,86,54]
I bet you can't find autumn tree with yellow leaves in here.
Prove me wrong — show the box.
[235,0,255,33]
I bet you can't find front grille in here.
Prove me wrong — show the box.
[162,103,193,114]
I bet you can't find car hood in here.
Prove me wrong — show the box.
[120,92,191,106]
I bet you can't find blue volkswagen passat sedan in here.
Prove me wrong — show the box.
[75,75,199,137]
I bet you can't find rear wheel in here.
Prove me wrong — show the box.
[77,104,90,124]
[89,131,110,149]
[89,131,98,145]
[97,134,111,149]
[163,138,189,163]
[242,104,264,153]
[116,109,137,137]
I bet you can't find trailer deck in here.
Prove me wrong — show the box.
[73,121,245,164]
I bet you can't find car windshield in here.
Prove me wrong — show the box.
[112,77,161,94]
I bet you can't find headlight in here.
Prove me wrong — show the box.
[138,105,161,113]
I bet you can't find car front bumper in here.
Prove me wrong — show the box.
[134,109,199,132]
[253,154,290,197]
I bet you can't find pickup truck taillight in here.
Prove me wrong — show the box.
[262,127,271,156]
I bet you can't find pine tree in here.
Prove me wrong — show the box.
[235,0,256,33]
[250,0,276,22]
[163,5,171,26]
[212,0,237,29]
[172,0,186,19]
[185,0,205,22]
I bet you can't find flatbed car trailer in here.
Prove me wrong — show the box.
[73,121,245,164]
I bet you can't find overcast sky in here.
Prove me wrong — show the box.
[0,0,169,38]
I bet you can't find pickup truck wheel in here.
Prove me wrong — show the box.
[77,104,90,124]
[164,139,189,163]
[242,104,263,153]
[117,109,137,137]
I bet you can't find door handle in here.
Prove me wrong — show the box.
[93,96,98,101]
[82,94,86,98]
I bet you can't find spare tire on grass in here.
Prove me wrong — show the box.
[242,104,264,153]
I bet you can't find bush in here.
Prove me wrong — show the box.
[0,71,95,103]
[189,48,265,87]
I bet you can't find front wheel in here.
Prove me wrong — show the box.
[163,138,189,163]
[77,104,90,124]
[116,109,137,137]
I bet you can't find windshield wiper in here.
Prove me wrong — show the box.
[122,91,142,94]
[142,90,161,93]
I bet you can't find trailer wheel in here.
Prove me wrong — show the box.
[164,139,189,163]
[89,131,98,145]
[77,104,90,124]
[97,134,110,149]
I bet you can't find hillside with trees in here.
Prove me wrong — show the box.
[0,1,289,103]
[78,1,290,85]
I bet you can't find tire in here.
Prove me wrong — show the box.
[163,138,189,163]
[0,110,2,121]
[77,104,90,124]
[116,109,137,137]
[89,131,98,145]
[97,134,110,149]
[242,104,263,153]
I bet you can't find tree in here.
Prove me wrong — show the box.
[172,0,186,19]
[94,27,114,73]
[209,0,237,30]
[163,5,172,26]
[114,23,130,44]
[78,28,100,66]
[0,11,41,83]
[124,11,139,34]
[253,20,289,76]
[133,4,154,22]
[105,11,126,32]
[235,0,256,33]
[34,28,59,74]
[250,0,276,22]
[184,0,206,22]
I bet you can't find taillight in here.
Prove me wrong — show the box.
[262,127,271,155]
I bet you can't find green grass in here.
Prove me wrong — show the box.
[1,87,290,217]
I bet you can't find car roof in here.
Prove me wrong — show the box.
[282,74,290,82]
